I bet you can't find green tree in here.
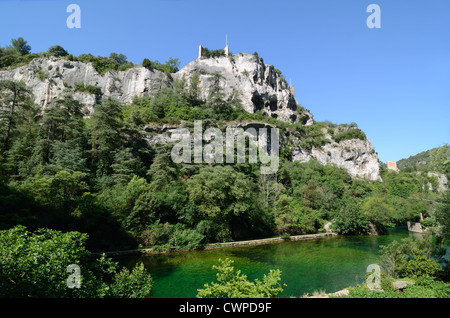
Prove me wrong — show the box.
[108,263,153,298]
[430,144,450,179]
[197,258,285,298]
[380,235,440,279]
[11,37,31,56]
[331,198,370,235]
[434,191,450,245]
[110,147,144,185]
[187,167,253,223]
[41,94,85,142]
[47,140,88,174]
[147,144,180,189]
[185,165,266,241]
[362,195,395,233]
[19,170,88,211]
[89,97,123,176]
[0,80,33,152]
[189,71,202,102]
[0,46,21,68]
[273,194,323,235]
[142,58,152,68]
[109,52,128,66]
[164,57,180,73]
[206,72,226,111]
[0,225,152,298]
[47,45,69,57]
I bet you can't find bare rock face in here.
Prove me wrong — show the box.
[0,54,312,124]
[426,172,448,192]
[292,138,381,181]
[0,54,381,180]
[173,53,313,124]
[0,56,169,114]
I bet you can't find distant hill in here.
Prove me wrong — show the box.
[397,145,449,174]
[397,148,434,171]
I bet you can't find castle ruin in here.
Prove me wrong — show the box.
[198,44,230,59]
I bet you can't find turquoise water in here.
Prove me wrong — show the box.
[119,228,437,298]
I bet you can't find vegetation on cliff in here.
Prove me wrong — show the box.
[0,39,448,298]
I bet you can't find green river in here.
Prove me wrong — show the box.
[118,227,446,298]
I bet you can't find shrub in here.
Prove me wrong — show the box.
[331,206,370,235]
[74,82,102,96]
[421,217,436,229]
[168,225,205,251]
[142,58,152,68]
[333,128,366,143]
[47,45,69,57]
[402,255,442,279]
[108,263,153,298]
[201,48,226,58]
[196,258,285,298]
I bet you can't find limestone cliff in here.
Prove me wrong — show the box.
[0,53,381,180]
[0,56,169,113]
[173,53,313,124]
[0,53,312,123]
[143,121,382,181]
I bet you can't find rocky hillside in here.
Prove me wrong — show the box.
[0,53,311,122]
[174,53,313,124]
[0,52,381,180]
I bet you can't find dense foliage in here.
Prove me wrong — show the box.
[336,236,450,298]
[0,69,448,251]
[196,258,285,298]
[0,225,152,298]
[0,40,449,298]
[0,37,180,76]
[397,144,450,179]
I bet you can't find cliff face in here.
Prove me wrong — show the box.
[0,54,381,180]
[291,135,381,181]
[0,56,169,113]
[142,122,382,181]
[0,54,312,123]
[173,53,313,124]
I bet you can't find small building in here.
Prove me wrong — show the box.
[387,161,399,172]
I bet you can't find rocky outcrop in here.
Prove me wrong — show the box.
[407,221,425,233]
[142,121,381,180]
[0,54,312,124]
[292,138,381,181]
[0,54,381,180]
[427,172,448,192]
[173,53,313,124]
[0,56,169,114]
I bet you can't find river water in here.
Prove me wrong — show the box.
[118,227,446,298]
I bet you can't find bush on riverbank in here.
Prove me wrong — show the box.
[340,276,450,298]
[334,236,450,298]
[0,225,153,298]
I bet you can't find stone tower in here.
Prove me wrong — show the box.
[198,45,203,59]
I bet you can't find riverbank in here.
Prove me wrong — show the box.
[93,232,338,257]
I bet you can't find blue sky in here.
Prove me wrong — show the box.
[1,0,449,163]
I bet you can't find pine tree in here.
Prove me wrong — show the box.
[0,80,32,153]
[89,97,123,176]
